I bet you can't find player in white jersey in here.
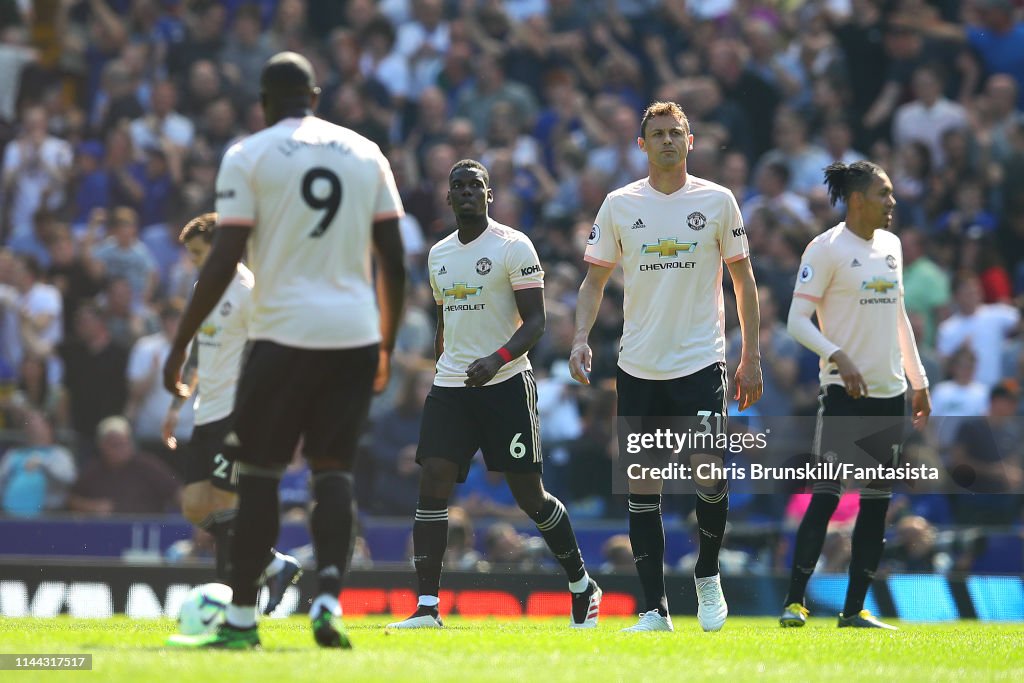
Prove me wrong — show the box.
[160,213,301,615]
[386,160,601,630]
[164,53,406,650]
[570,101,763,633]
[780,161,930,630]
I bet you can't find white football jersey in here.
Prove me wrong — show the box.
[793,224,908,397]
[194,263,253,425]
[428,221,544,387]
[215,116,404,349]
[584,175,749,380]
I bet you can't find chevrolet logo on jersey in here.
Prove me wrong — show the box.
[642,238,697,258]
[199,323,219,337]
[443,283,482,300]
[861,277,897,294]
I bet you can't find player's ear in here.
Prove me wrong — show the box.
[310,86,321,113]
[637,136,645,152]
[446,190,452,207]
[486,188,494,203]
[688,134,694,150]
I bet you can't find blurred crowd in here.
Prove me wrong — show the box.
[0,0,1022,574]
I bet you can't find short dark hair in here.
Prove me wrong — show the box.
[179,212,217,244]
[822,161,885,207]
[640,101,690,139]
[18,254,41,280]
[450,159,490,186]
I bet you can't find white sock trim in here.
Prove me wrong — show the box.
[418,595,439,607]
[310,594,341,619]
[569,572,590,594]
[226,603,256,629]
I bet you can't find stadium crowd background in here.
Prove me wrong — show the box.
[0,0,1022,576]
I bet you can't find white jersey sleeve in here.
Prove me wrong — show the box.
[429,253,443,304]
[718,192,749,263]
[215,146,256,227]
[373,154,404,221]
[506,236,544,291]
[583,196,621,267]
[793,239,835,302]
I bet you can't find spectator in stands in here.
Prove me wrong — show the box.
[129,79,194,154]
[455,52,538,138]
[370,367,433,515]
[1,105,72,250]
[759,109,832,195]
[12,254,62,375]
[0,410,75,516]
[937,273,1020,388]
[728,286,800,416]
[59,303,128,453]
[46,223,103,334]
[101,277,155,349]
[884,515,953,574]
[396,0,450,101]
[218,3,276,102]
[599,534,635,574]
[931,346,990,451]
[893,64,968,166]
[741,162,813,231]
[445,506,482,571]
[90,206,159,306]
[481,521,542,571]
[949,379,1024,525]
[902,227,951,347]
[68,415,180,515]
[125,299,193,462]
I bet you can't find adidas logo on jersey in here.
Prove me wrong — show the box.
[631,218,646,230]
[438,266,447,275]
[851,259,861,267]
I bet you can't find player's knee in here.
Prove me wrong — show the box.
[419,458,458,498]
[181,486,210,525]
[506,474,545,515]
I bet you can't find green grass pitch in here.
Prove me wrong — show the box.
[1,616,1022,682]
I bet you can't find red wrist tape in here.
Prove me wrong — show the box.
[497,347,513,364]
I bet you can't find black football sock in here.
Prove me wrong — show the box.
[199,509,237,583]
[310,471,356,597]
[629,493,668,616]
[527,493,587,586]
[230,472,281,611]
[844,496,890,616]
[694,483,729,578]
[784,491,840,606]
[413,496,449,602]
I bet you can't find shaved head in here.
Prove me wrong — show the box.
[260,52,320,125]
[261,51,317,96]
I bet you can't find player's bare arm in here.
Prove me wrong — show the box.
[569,263,614,385]
[371,216,407,393]
[162,340,199,449]
[726,256,763,411]
[465,287,545,387]
[828,349,869,399]
[433,304,444,362]
[163,225,249,397]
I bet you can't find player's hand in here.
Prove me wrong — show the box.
[374,348,391,394]
[831,350,868,398]
[162,410,179,450]
[911,387,931,431]
[569,342,592,385]
[733,355,763,411]
[465,353,503,387]
[162,344,190,398]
